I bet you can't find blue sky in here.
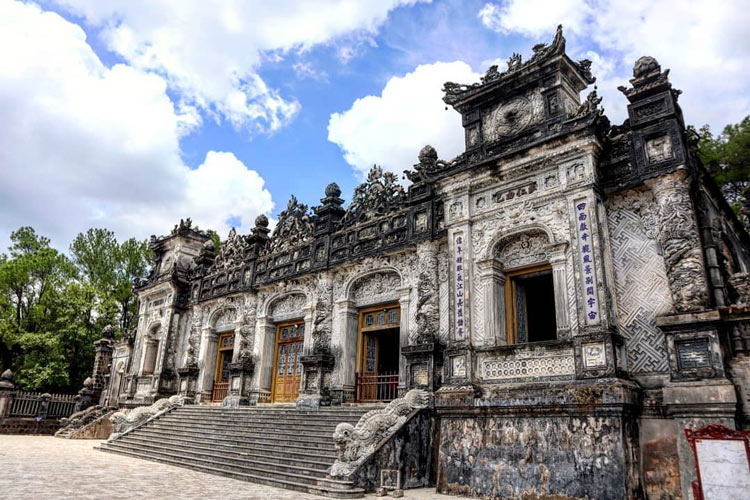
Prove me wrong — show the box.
[1,0,749,248]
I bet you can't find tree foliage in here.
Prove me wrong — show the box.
[0,227,150,392]
[691,116,750,227]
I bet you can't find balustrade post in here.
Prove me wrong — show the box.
[0,369,15,420]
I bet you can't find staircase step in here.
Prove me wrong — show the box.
[121,434,337,464]
[98,446,365,499]
[98,405,372,498]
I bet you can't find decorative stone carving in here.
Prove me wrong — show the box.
[312,277,333,354]
[607,188,673,373]
[646,171,708,312]
[269,293,306,319]
[341,166,405,225]
[729,273,750,305]
[210,308,237,329]
[484,95,534,139]
[351,272,401,302]
[495,231,549,269]
[55,405,115,438]
[572,88,603,119]
[404,145,455,184]
[414,244,439,344]
[646,135,674,164]
[210,228,246,270]
[108,394,185,441]
[329,389,432,477]
[268,195,314,253]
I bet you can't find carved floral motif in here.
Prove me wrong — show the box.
[351,272,401,302]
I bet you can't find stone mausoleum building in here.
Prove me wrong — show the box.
[98,27,750,500]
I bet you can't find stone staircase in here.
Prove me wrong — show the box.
[98,405,378,498]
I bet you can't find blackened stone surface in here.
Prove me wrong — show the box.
[437,414,637,499]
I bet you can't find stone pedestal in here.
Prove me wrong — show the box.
[176,366,200,404]
[0,369,15,419]
[223,361,254,408]
[402,342,443,392]
[297,353,334,409]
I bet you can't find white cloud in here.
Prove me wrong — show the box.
[53,0,430,134]
[478,0,591,37]
[0,1,272,247]
[328,61,481,179]
[477,1,750,129]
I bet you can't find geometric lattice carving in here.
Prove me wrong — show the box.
[481,349,575,381]
[607,190,673,373]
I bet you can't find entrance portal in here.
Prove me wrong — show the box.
[271,320,305,403]
[356,304,400,402]
[211,332,234,402]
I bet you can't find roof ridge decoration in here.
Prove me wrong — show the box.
[404,145,456,184]
[268,195,314,253]
[211,227,246,270]
[340,165,405,226]
[442,25,594,106]
[617,56,681,102]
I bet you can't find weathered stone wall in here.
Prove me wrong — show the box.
[437,413,639,499]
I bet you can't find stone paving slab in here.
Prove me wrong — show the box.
[0,436,453,499]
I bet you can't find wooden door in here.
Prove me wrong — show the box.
[361,333,379,401]
[211,332,234,402]
[272,320,305,403]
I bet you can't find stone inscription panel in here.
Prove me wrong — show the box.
[676,338,711,370]
[695,439,750,500]
[574,200,601,325]
[454,233,466,341]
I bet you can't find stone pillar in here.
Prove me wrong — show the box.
[0,369,15,419]
[476,257,505,346]
[247,315,276,404]
[92,325,115,406]
[397,286,412,395]
[549,247,570,336]
[645,170,709,312]
[330,299,359,404]
[194,326,216,403]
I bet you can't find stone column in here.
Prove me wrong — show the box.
[476,258,506,346]
[645,170,709,312]
[331,299,359,404]
[398,286,412,394]
[194,326,216,403]
[549,247,570,336]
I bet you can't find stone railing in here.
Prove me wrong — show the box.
[107,394,185,441]
[329,389,431,478]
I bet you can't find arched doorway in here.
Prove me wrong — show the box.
[271,319,305,403]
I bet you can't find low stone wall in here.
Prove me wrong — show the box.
[436,380,642,500]
[0,417,62,435]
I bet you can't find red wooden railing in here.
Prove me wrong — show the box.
[355,371,398,403]
[211,382,229,402]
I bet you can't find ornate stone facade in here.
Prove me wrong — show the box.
[110,26,750,500]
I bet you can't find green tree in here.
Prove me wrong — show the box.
[69,229,151,335]
[0,226,151,392]
[691,116,750,226]
[0,227,75,390]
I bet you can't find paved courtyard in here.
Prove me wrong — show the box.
[0,436,451,500]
